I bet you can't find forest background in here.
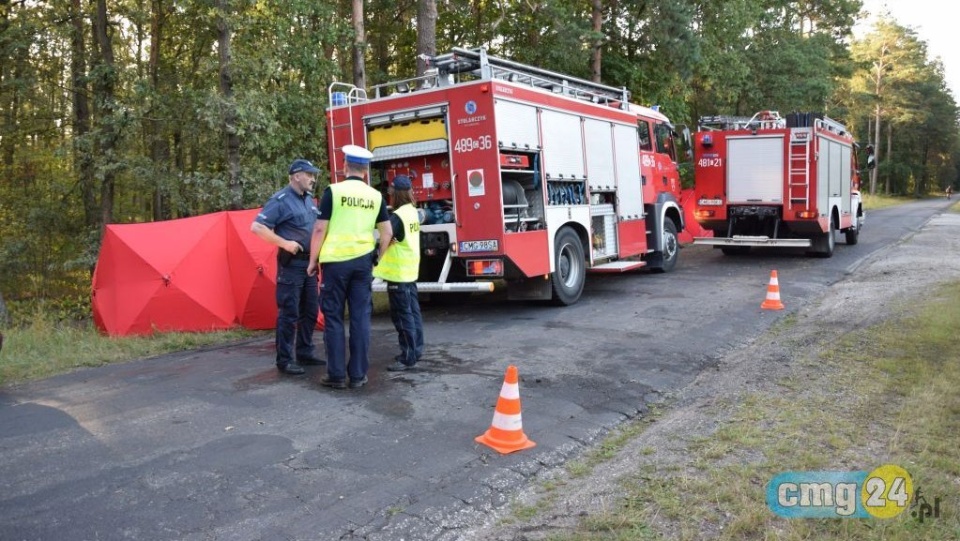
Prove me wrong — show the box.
[0,0,958,325]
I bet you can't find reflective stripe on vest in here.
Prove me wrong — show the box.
[373,204,421,283]
[319,180,382,263]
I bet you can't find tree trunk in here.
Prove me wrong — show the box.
[0,288,9,327]
[149,0,171,220]
[94,0,117,229]
[416,0,437,81]
[870,102,880,195]
[590,0,603,83]
[1,0,18,169]
[916,140,927,198]
[70,0,97,228]
[884,122,892,195]
[217,0,242,210]
[351,0,365,89]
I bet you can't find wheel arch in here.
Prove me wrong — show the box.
[646,192,684,252]
[664,204,683,234]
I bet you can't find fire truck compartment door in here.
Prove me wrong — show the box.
[614,124,644,219]
[583,119,616,191]
[371,139,448,162]
[541,109,585,179]
[727,136,784,204]
[495,100,540,150]
[368,116,449,161]
[817,136,852,215]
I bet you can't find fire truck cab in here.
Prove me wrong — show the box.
[692,110,865,257]
[326,48,687,305]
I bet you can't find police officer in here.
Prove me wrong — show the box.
[374,175,424,371]
[251,158,326,375]
[307,145,392,389]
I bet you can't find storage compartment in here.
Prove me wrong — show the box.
[547,180,586,205]
[501,149,544,232]
[590,203,618,259]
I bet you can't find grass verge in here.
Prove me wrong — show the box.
[0,293,394,387]
[0,314,260,386]
[861,193,915,210]
[550,282,960,540]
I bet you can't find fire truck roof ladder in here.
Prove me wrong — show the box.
[699,110,786,131]
[428,47,632,111]
[327,83,368,180]
[815,116,848,136]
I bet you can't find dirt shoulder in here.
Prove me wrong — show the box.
[464,211,960,540]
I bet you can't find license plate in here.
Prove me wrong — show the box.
[699,198,723,206]
[459,239,499,253]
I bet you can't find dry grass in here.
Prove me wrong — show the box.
[547,282,960,541]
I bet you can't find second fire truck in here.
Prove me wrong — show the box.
[692,110,865,257]
[326,48,688,305]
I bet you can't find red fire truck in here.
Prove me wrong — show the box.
[692,110,865,257]
[326,48,688,305]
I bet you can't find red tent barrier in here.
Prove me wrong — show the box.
[93,209,323,336]
[226,209,279,330]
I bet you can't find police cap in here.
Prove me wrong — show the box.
[342,144,373,166]
[289,158,320,175]
[391,175,412,190]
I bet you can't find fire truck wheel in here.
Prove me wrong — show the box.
[845,221,860,245]
[809,219,836,258]
[551,227,585,306]
[650,220,679,273]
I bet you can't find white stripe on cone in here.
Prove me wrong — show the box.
[499,382,520,400]
[491,411,523,431]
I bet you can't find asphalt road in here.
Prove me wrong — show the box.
[0,198,953,541]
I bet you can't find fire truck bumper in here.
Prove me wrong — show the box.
[693,236,812,248]
[371,280,495,293]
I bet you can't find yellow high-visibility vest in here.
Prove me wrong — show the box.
[373,204,421,282]
[319,180,383,263]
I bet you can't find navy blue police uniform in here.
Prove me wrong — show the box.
[254,160,322,373]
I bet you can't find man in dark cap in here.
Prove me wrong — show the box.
[308,145,392,389]
[251,158,326,375]
[374,174,424,371]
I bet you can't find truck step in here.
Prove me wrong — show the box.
[693,236,812,248]
[588,260,647,273]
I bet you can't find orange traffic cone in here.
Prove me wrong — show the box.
[761,270,785,310]
[475,365,536,454]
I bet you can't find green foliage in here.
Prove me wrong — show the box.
[845,16,959,195]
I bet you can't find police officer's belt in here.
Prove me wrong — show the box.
[279,249,311,266]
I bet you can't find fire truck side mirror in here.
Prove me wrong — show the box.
[678,126,692,160]
[866,155,876,170]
